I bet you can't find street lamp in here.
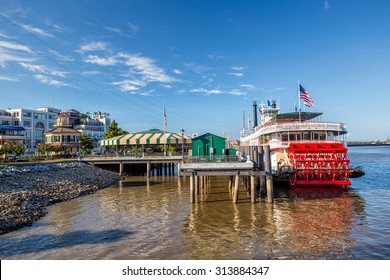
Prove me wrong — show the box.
[180,129,184,159]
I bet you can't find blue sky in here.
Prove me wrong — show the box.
[1,0,389,140]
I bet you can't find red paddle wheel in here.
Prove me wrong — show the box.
[287,143,351,189]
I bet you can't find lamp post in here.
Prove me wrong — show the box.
[180,129,184,159]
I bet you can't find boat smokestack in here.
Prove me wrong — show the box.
[253,101,258,127]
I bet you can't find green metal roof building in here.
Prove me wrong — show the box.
[191,133,226,157]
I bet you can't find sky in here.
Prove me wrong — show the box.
[0,0,389,141]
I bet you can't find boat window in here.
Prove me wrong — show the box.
[304,133,310,140]
[319,133,326,140]
[281,134,288,141]
[289,134,296,141]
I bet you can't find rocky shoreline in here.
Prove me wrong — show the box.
[0,162,122,235]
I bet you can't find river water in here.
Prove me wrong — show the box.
[0,146,389,260]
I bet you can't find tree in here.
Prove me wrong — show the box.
[104,120,128,139]
[80,134,94,153]
[13,143,26,156]
[0,142,16,162]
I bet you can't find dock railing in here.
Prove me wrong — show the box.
[183,155,240,164]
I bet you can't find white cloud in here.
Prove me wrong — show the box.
[103,26,131,37]
[34,74,73,87]
[227,89,246,96]
[184,62,212,73]
[19,62,67,77]
[240,84,256,90]
[324,1,330,10]
[228,72,244,77]
[231,66,245,71]
[139,89,155,96]
[173,69,182,75]
[112,80,139,93]
[79,41,108,52]
[81,70,100,76]
[0,75,18,82]
[190,87,247,96]
[84,55,118,66]
[19,24,53,37]
[119,53,176,83]
[128,22,140,33]
[104,26,122,34]
[0,40,34,53]
[0,48,35,67]
[207,53,225,61]
[0,32,10,38]
[49,49,74,61]
[190,88,223,95]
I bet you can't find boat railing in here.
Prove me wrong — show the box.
[259,121,347,135]
[267,140,347,149]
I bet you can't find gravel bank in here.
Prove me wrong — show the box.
[0,162,122,234]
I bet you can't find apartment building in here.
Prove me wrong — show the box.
[5,107,61,152]
[0,110,26,148]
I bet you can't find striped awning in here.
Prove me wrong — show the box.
[100,129,192,146]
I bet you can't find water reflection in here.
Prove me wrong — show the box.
[182,177,365,259]
[0,175,366,260]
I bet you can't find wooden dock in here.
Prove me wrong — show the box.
[180,145,274,204]
[82,145,274,204]
[81,156,182,177]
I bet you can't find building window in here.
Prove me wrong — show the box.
[35,122,45,139]
[24,121,31,128]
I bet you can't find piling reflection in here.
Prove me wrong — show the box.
[182,177,365,259]
[0,175,366,260]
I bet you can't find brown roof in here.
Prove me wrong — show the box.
[45,127,81,134]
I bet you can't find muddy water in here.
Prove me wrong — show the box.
[0,146,389,260]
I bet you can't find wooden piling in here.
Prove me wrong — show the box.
[264,145,274,203]
[195,175,200,195]
[147,161,151,178]
[233,174,240,204]
[190,173,195,203]
[119,162,123,176]
[251,175,256,203]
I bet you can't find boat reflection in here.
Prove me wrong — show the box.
[183,177,365,259]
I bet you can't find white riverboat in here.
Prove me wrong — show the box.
[240,99,363,189]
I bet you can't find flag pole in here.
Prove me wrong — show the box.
[163,101,166,158]
[298,78,302,122]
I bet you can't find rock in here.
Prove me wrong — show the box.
[0,162,122,234]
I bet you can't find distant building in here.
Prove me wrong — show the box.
[58,109,110,146]
[4,107,60,152]
[44,126,81,155]
[0,125,26,149]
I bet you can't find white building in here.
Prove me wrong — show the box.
[58,110,110,147]
[5,107,61,152]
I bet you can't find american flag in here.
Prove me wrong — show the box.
[299,84,315,107]
[164,106,167,127]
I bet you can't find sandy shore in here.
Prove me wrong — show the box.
[0,162,122,235]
